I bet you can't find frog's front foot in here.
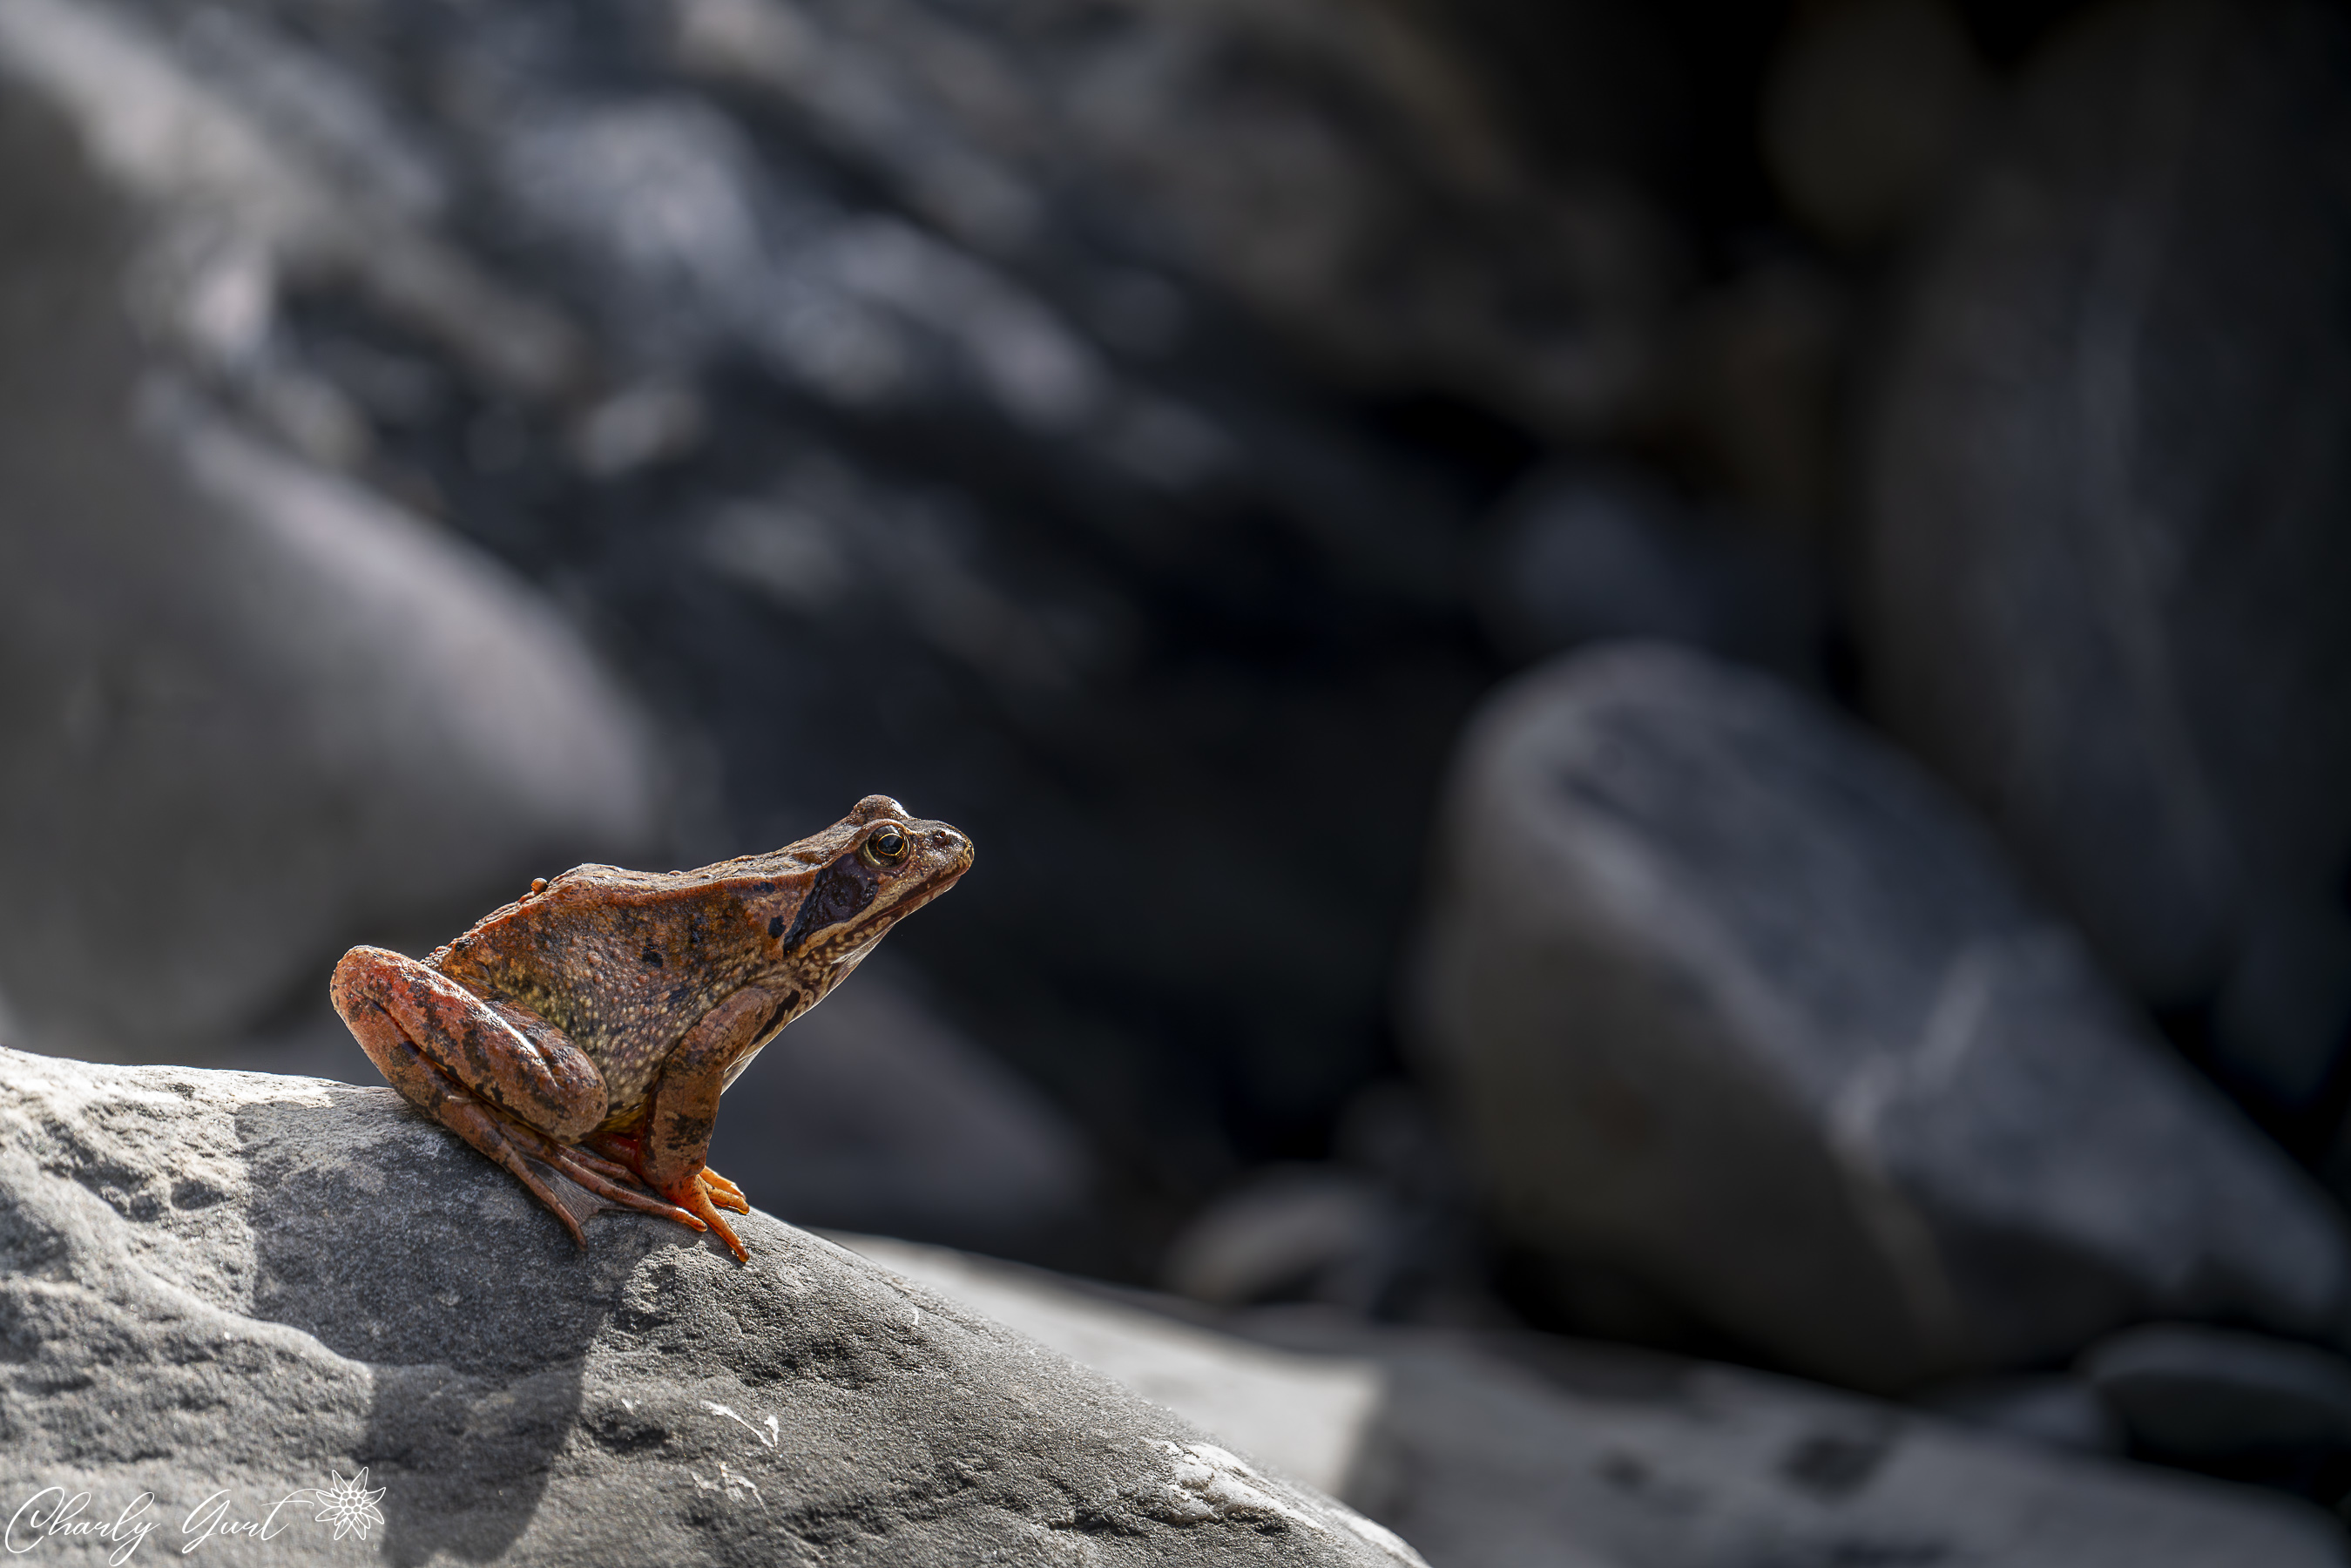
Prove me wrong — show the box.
[699,1166,751,1215]
[584,1135,753,1260]
[670,1177,750,1263]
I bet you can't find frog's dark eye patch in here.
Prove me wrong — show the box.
[860,823,911,867]
[779,857,878,949]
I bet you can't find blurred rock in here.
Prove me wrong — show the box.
[1163,1165,1400,1310]
[1160,1083,1498,1323]
[1476,463,1823,680]
[702,963,1097,1255]
[2084,1323,2351,1459]
[1763,0,1990,247]
[1861,0,2351,1112]
[855,1235,2350,1568]
[1919,1373,2125,1454]
[1409,644,2350,1390]
[0,83,662,1061]
[672,0,1682,436]
[0,0,1675,1201]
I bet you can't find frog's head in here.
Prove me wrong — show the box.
[749,794,973,989]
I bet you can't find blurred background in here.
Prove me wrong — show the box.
[6,0,2351,1541]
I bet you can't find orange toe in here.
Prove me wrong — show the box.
[671,1178,748,1261]
[699,1167,751,1215]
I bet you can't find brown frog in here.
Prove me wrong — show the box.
[330,795,973,1261]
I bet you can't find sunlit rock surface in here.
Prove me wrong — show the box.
[0,1050,1422,1565]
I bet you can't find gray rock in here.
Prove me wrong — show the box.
[1408,644,2350,1389]
[0,1048,1423,1565]
[1861,0,2351,1107]
[852,1236,2349,1568]
[1161,1165,1400,1309]
[2084,1323,2351,1457]
[0,78,663,1062]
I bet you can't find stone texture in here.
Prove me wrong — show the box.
[1408,644,2351,1390]
[0,1048,1422,1565]
[850,1236,2349,1568]
[1861,0,2351,1109]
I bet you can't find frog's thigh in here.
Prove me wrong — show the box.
[330,946,607,1141]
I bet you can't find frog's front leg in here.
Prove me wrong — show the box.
[329,946,710,1248]
[599,985,794,1263]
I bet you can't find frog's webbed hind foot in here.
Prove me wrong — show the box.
[521,1129,713,1240]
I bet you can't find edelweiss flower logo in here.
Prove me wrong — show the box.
[310,1468,387,1542]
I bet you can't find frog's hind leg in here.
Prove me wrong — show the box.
[330,946,708,1247]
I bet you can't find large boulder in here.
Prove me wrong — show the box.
[0,1048,1421,1565]
[1860,0,2351,1112]
[851,1235,2350,1568]
[1407,644,2351,1390]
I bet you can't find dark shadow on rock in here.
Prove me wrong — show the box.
[233,1089,723,1565]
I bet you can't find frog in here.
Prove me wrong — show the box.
[329,794,973,1262]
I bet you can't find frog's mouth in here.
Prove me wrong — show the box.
[873,859,970,925]
[832,931,886,971]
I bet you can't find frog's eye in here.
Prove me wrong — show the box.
[861,824,911,867]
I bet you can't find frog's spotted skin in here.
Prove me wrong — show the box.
[330,795,973,1260]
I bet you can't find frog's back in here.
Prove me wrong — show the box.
[430,866,775,1111]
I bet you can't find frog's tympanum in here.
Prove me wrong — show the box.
[331,796,972,1261]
